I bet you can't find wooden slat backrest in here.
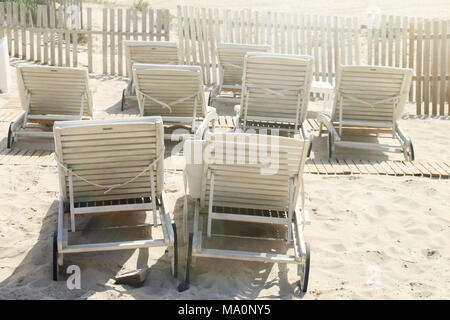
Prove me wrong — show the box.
[133,63,206,118]
[332,65,413,123]
[199,132,309,211]
[17,65,93,118]
[240,52,313,125]
[217,43,270,87]
[54,117,164,203]
[124,40,179,79]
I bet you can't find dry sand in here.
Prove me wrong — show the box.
[0,0,449,300]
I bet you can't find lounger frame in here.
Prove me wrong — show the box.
[8,65,93,148]
[180,133,311,292]
[52,117,176,280]
[211,43,271,103]
[234,53,314,141]
[133,63,217,140]
[122,40,179,110]
[316,65,414,159]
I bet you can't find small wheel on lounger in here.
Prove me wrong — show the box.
[298,242,310,292]
[208,93,212,107]
[121,89,126,111]
[327,132,333,158]
[307,142,313,158]
[7,122,13,149]
[53,231,59,281]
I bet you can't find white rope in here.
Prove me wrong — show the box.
[135,89,199,114]
[55,149,165,194]
[246,83,290,97]
[222,62,243,69]
[340,94,401,110]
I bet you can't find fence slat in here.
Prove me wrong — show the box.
[439,21,447,114]
[415,20,423,114]
[117,8,123,76]
[0,3,4,39]
[149,9,154,41]
[13,3,18,57]
[20,4,26,59]
[87,8,92,73]
[431,20,439,115]
[43,5,48,64]
[423,20,431,114]
[109,8,115,74]
[57,7,63,66]
[102,8,107,74]
[50,5,56,65]
[156,9,162,41]
[6,3,12,56]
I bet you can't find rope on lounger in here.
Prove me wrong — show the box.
[55,148,164,194]
[135,89,199,113]
[222,62,243,69]
[245,83,291,97]
[340,94,401,110]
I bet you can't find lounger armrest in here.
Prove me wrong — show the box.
[194,107,218,140]
[317,111,341,141]
[11,112,26,131]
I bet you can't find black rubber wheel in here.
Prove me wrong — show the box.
[172,223,178,279]
[7,122,13,149]
[307,140,313,158]
[327,132,333,159]
[121,89,126,111]
[299,242,310,293]
[52,231,59,281]
[177,232,193,292]
[409,142,415,161]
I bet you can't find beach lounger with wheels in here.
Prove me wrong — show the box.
[7,65,93,148]
[133,63,218,140]
[316,65,414,160]
[122,40,179,110]
[52,117,177,281]
[211,43,270,104]
[179,132,311,292]
[234,52,314,153]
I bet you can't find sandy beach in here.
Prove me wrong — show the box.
[0,0,449,300]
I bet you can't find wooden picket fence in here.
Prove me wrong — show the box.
[176,6,360,89]
[366,17,449,116]
[0,3,448,115]
[0,2,171,76]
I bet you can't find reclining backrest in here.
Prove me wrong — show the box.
[54,117,164,203]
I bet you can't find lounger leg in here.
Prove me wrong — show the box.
[68,171,76,232]
[207,174,214,237]
[150,167,158,227]
[287,179,294,242]
[7,122,14,149]
[177,232,194,292]
[183,171,188,243]
[172,223,178,278]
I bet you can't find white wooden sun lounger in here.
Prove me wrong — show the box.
[122,40,179,110]
[7,64,93,148]
[234,52,314,153]
[211,43,271,104]
[178,132,311,293]
[52,116,177,281]
[316,65,414,160]
[133,63,218,140]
